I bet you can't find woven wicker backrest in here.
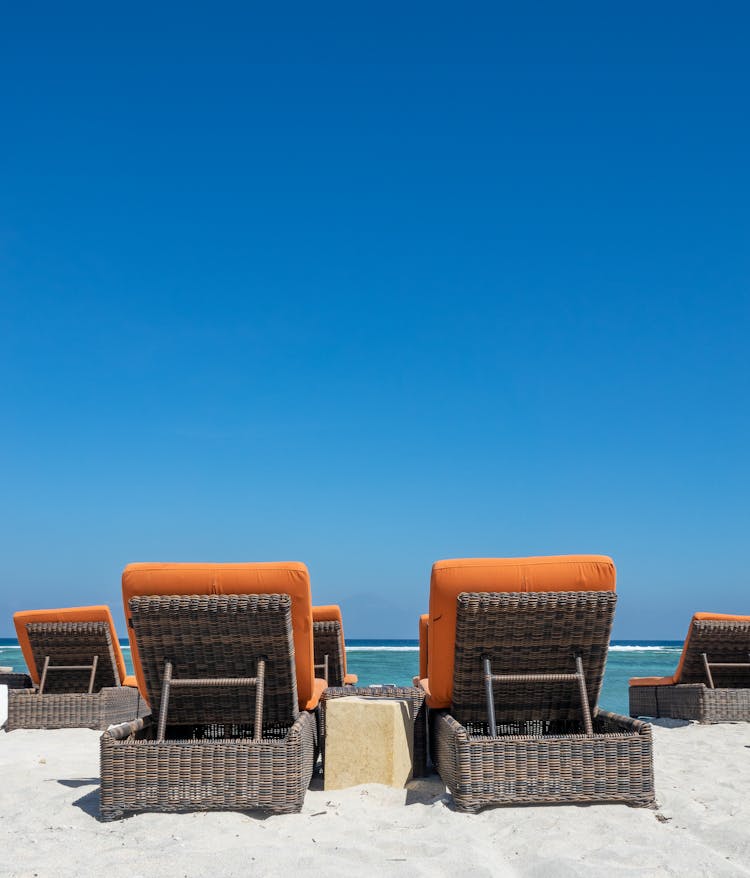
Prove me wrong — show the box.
[313,621,346,687]
[26,621,120,693]
[129,594,299,728]
[678,619,750,687]
[122,562,315,711]
[451,592,617,724]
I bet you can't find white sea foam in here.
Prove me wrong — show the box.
[0,643,681,654]
[343,645,679,653]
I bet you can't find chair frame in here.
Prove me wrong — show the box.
[630,619,750,723]
[429,591,655,811]
[99,593,318,820]
[5,621,144,731]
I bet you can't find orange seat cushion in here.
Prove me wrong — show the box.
[122,675,139,688]
[425,555,616,709]
[312,604,352,681]
[122,563,316,711]
[629,676,675,687]
[418,614,429,681]
[13,606,127,686]
[306,677,327,709]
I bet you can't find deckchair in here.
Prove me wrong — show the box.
[312,605,358,687]
[418,555,655,811]
[5,606,144,731]
[100,562,324,819]
[630,613,750,723]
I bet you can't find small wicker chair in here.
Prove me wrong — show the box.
[4,606,145,731]
[419,555,655,812]
[100,562,324,820]
[630,613,750,723]
[313,605,357,687]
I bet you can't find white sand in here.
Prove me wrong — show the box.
[1,722,749,877]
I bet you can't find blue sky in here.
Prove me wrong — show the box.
[1,3,748,637]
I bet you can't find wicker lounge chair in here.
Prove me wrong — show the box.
[630,613,750,723]
[313,605,358,687]
[100,562,324,820]
[418,555,655,812]
[4,606,145,731]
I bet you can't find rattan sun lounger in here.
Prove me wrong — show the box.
[629,613,750,723]
[418,555,655,811]
[100,562,325,819]
[5,606,145,731]
[313,605,358,687]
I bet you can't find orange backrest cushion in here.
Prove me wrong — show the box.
[672,612,750,684]
[312,604,350,677]
[427,555,616,708]
[122,562,315,709]
[13,605,126,686]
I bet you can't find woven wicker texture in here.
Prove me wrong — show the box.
[26,621,120,692]
[451,591,617,725]
[313,621,346,687]
[629,682,750,723]
[320,686,428,777]
[678,619,750,686]
[100,710,317,819]
[101,592,317,818]
[6,685,145,731]
[427,589,654,810]
[432,708,655,811]
[0,673,32,689]
[128,594,299,730]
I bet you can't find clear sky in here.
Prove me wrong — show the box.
[1,3,748,638]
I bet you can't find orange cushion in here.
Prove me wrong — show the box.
[691,613,750,622]
[13,606,127,686]
[312,605,343,625]
[122,675,139,688]
[312,604,351,679]
[629,676,675,687]
[426,555,616,709]
[122,563,315,711]
[418,614,429,680]
[344,673,358,685]
[305,677,327,710]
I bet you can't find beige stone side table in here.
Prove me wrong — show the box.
[323,697,414,789]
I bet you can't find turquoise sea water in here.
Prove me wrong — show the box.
[0,637,681,716]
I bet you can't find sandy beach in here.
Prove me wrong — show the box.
[1,721,748,878]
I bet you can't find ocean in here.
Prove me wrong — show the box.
[0,638,682,717]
